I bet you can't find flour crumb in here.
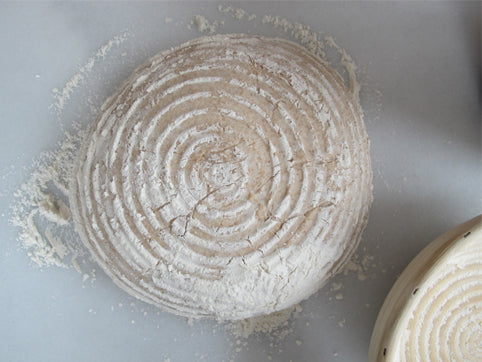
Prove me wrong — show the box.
[225,306,299,339]
[335,293,344,300]
[218,5,256,21]
[343,252,376,281]
[38,194,71,225]
[296,340,303,346]
[164,16,173,24]
[91,268,97,282]
[45,227,68,258]
[190,15,223,34]
[71,257,82,273]
[331,282,342,291]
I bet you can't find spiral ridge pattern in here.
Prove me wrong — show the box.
[395,226,482,361]
[70,34,372,320]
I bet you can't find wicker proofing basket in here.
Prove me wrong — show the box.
[369,215,482,362]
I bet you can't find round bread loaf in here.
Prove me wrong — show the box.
[70,34,372,320]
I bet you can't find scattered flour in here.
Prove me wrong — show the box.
[189,15,224,34]
[50,32,129,113]
[218,5,256,21]
[331,282,343,291]
[11,125,86,268]
[12,31,134,276]
[223,305,304,361]
[262,15,325,59]
[342,252,376,281]
[226,305,302,339]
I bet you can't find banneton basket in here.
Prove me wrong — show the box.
[369,215,482,361]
